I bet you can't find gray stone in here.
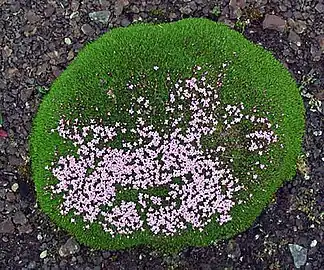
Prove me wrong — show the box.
[89,10,111,24]
[120,18,131,27]
[11,183,19,192]
[289,244,307,269]
[229,0,246,8]
[310,239,317,248]
[229,0,246,18]
[64,37,72,45]
[44,6,55,17]
[71,0,80,11]
[293,20,307,34]
[288,30,301,46]
[315,3,324,13]
[25,10,40,24]
[311,44,322,61]
[279,4,287,12]
[27,261,37,269]
[18,224,33,234]
[59,237,80,257]
[263,14,286,32]
[179,5,192,15]
[99,0,110,8]
[81,24,95,35]
[115,0,129,16]
[131,5,139,13]
[12,211,27,225]
[0,218,15,234]
[40,250,47,259]
[318,36,324,51]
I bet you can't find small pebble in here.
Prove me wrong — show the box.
[64,38,72,45]
[40,250,48,259]
[11,183,19,192]
[310,240,317,248]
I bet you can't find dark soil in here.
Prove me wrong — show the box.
[0,0,323,269]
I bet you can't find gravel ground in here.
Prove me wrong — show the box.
[0,0,323,269]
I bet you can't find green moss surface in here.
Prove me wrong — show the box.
[30,18,305,253]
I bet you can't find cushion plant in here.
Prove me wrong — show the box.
[30,18,305,253]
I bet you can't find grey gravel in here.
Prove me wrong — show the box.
[288,30,301,46]
[289,244,308,269]
[315,3,324,13]
[81,24,95,35]
[0,218,15,234]
[59,237,80,257]
[12,211,27,225]
[89,10,111,24]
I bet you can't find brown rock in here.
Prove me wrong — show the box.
[0,218,15,234]
[115,0,129,16]
[263,14,286,32]
[44,6,55,17]
[314,90,324,101]
[318,36,324,51]
[229,0,246,9]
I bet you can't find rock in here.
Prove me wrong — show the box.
[227,239,241,260]
[289,244,307,269]
[67,50,75,61]
[40,250,48,259]
[64,37,72,45]
[12,211,27,225]
[120,18,131,27]
[3,46,13,57]
[99,0,110,8]
[0,218,15,234]
[89,10,111,24]
[59,237,80,257]
[229,0,246,18]
[229,0,246,8]
[294,20,307,34]
[310,239,317,248]
[288,19,307,34]
[315,3,324,13]
[81,24,95,35]
[6,192,15,202]
[130,5,139,13]
[27,261,37,269]
[263,14,286,32]
[279,4,287,12]
[288,30,301,46]
[71,0,80,11]
[311,44,322,61]
[115,0,129,16]
[11,183,19,192]
[102,251,111,259]
[10,3,20,12]
[44,6,55,17]
[25,10,40,24]
[318,36,324,51]
[18,224,33,234]
[179,5,192,15]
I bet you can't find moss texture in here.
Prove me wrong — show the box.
[30,18,305,253]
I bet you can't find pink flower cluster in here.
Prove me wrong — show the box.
[48,64,279,236]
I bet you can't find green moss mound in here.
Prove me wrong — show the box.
[30,18,305,253]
